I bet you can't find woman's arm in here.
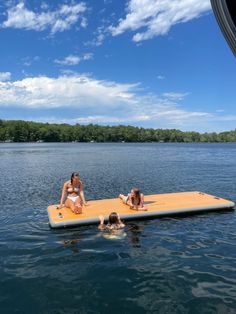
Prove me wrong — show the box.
[131,194,147,211]
[79,181,87,205]
[137,193,147,211]
[59,182,67,208]
[128,193,134,209]
[140,193,144,207]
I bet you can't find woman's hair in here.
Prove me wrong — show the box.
[71,172,80,183]
[132,188,141,205]
[108,212,119,225]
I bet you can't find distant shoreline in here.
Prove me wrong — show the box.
[0,119,236,143]
[1,141,236,144]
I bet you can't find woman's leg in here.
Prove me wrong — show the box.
[65,198,82,214]
[119,194,129,204]
[65,198,76,213]
[74,198,82,214]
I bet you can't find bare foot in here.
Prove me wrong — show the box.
[74,207,82,214]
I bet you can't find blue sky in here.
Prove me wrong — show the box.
[0,0,235,132]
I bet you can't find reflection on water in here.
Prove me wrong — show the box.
[0,143,236,313]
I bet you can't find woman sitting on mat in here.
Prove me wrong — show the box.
[98,212,125,231]
[59,172,87,214]
[119,188,147,211]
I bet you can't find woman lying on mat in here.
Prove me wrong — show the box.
[59,172,87,214]
[119,188,147,211]
[98,212,125,231]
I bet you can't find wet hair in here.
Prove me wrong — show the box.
[108,212,119,225]
[71,172,80,184]
[132,188,141,205]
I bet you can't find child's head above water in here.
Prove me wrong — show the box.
[108,212,119,224]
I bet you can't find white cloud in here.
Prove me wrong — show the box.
[23,109,236,132]
[0,72,11,81]
[1,73,235,132]
[162,92,188,100]
[2,2,87,33]
[110,0,211,42]
[157,75,165,80]
[55,53,93,65]
[83,53,94,60]
[0,75,138,109]
[41,3,49,11]
[84,26,107,47]
[22,56,40,67]
[55,55,81,66]
[81,17,88,28]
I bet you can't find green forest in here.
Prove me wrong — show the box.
[0,120,236,142]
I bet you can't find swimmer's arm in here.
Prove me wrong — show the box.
[119,223,125,228]
[117,213,125,228]
[98,225,106,230]
[98,215,106,230]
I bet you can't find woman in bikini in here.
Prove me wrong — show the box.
[119,188,147,211]
[59,172,87,214]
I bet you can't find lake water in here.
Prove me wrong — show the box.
[0,143,236,313]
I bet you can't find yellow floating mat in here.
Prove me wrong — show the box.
[47,191,235,228]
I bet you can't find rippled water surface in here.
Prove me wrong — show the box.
[0,143,236,313]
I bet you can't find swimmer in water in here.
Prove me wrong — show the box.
[98,212,125,231]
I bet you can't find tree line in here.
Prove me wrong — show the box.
[0,120,236,142]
